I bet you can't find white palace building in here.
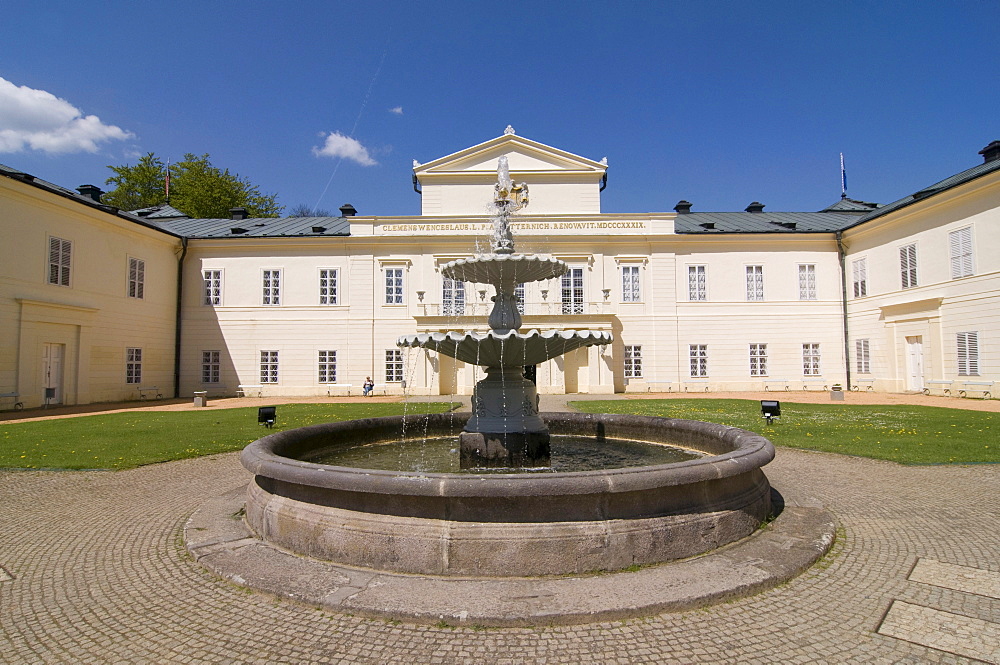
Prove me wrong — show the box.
[2,129,999,408]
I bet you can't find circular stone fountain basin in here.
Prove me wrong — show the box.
[240,412,775,577]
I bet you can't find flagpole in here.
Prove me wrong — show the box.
[840,153,847,199]
[165,159,171,203]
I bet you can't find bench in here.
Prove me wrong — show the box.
[137,386,162,400]
[237,385,264,398]
[644,381,675,393]
[802,379,828,391]
[852,378,875,392]
[922,380,953,396]
[0,392,23,410]
[958,381,993,399]
[325,384,353,396]
[683,380,710,392]
[763,379,790,392]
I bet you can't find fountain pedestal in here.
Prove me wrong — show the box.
[460,366,549,468]
[399,154,610,471]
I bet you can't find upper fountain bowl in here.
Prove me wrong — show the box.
[443,254,568,286]
[398,328,611,366]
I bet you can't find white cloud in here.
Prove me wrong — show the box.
[0,76,133,154]
[389,106,403,115]
[311,131,377,166]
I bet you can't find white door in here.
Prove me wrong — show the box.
[906,336,924,391]
[43,343,65,404]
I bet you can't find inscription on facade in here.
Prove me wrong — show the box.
[380,220,647,232]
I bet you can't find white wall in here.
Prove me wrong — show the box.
[0,177,181,408]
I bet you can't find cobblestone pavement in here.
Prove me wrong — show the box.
[2,407,999,662]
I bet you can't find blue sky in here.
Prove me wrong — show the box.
[2,1,997,216]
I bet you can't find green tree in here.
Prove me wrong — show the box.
[102,153,167,212]
[288,204,333,217]
[103,152,283,218]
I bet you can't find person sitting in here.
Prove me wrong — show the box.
[362,377,375,397]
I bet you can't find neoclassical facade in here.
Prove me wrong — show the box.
[2,131,998,407]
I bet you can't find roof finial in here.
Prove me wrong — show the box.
[503,125,515,135]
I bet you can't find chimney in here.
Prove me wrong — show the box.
[230,207,248,220]
[979,140,1000,164]
[339,203,357,217]
[77,184,103,202]
[745,201,765,213]
[674,200,693,214]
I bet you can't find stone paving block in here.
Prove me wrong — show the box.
[878,600,1000,664]
[909,558,1000,600]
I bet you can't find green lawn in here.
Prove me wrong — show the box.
[570,399,998,465]
[0,402,458,470]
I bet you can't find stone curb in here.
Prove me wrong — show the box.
[186,486,837,627]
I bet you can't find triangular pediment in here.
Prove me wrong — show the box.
[416,133,606,176]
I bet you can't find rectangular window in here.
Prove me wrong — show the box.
[127,257,145,299]
[852,258,867,297]
[949,227,974,279]
[621,265,640,302]
[689,344,708,377]
[48,236,72,286]
[319,269,338,305]
[561,267,584,314]
[798,264,816,300]
[855,339,870,374]
[900,244,918,289]
[201,350,221,383]
[260,350,278,383]
[746,265,764,301]
[957,332,980,376]
[126,347,142,384]
[749,343,768,376]
[385,349,404,382]
[515,283,525,314]
[262,269,281,305]
[802,343,821,376]
[385,267,404,304]
[442,277,466,316]
[688,265,707,301]
[624,345,642,378]
[203,270,222,305]
[318,350,337,383]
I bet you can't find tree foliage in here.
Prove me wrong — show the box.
[103,152,283,218]
[288,204,334,217]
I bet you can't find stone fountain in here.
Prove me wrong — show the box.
[236,155,776,578]
[398,155,611,468]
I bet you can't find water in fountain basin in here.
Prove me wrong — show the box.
[302,435,703,474]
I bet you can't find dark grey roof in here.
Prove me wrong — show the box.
[820,197,881,213]
[158,216,351,238]
[131,203,189,220]
[845,156,1000,228]
[674,211,862,234]
[0,163,182,238]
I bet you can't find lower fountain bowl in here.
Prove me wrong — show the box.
[240,413,775,577]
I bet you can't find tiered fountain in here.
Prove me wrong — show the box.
[398,155,611,468]
[239,156,775,577]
